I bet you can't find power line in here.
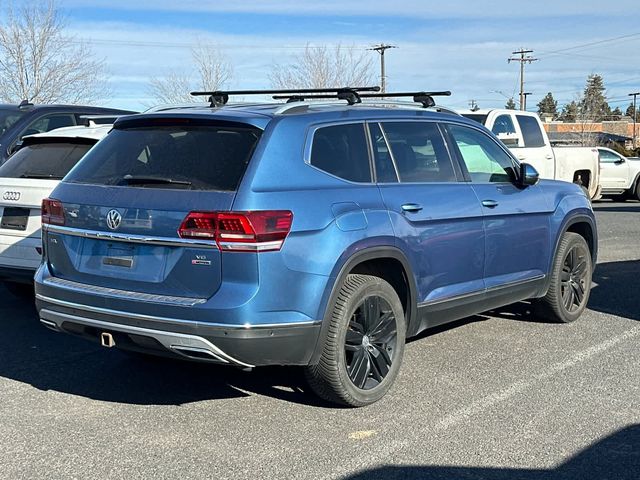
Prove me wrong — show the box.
[508,48,538,111]
[537,32,640,58]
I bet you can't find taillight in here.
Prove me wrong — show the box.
[42,198,65,226]
[178,210,293,252]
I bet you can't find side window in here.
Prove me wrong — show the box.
[369,123,398,183]
[381,122,456,183]
[310,123,371,183]
[448,124,517,183]
[21,114,76,139]
[599,150,621,163]
[491,115,516,135]
[516,115,546,148]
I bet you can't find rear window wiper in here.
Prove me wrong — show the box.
[119,175,192,186]
[19,172,63,179]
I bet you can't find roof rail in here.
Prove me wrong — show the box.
[190,86,380,107]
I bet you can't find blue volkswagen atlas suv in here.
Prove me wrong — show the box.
[35,88,597,407]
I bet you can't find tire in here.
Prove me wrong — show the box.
[535,232,592,323]
[305,274,406,407]
[3,281,34,299]
[634,179,640,202]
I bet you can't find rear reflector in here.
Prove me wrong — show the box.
[178,210,293,252]
[41,198,65,226]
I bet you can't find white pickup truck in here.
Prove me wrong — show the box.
[461,109,601,199]
[597,147,640,201]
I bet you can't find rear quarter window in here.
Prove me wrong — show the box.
[64,123,262,191]
[310,123,371,183]
[0,142,94,180]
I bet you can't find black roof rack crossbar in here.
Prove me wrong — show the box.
[359,91,452,108]
[190,86,380,107]
[272,90,369,106]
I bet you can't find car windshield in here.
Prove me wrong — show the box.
[0,140,95,180]
[0,108,26,136]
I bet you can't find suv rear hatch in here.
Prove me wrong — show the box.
[43,117,266,299]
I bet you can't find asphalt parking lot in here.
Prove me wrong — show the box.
[0,201,638,480]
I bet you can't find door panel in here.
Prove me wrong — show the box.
[370,121,485,308]
[598,149,630,189]
[446,123,553,290]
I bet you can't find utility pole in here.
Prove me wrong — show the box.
[369,44,397,93]
[523,92,532,111]
[629,91,640,149]
[508,49,538,111]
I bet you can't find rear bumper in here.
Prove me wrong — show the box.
[35,292,322,367]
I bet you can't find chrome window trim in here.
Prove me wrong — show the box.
[35,293,321,330]
[44,224,218,249]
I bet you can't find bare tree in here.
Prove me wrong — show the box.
[0,0,109,104]
[269,44,374,89]
[147,42,233,105]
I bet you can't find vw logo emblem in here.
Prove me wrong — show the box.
[106,209,122,230]
[2,191,21,201]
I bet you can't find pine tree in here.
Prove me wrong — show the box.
[578,74,611,121]
[505,98,516,110]
[626,103,636,119]
[537,92,558,119]
[559,101,578,122]
[611,107,623,118]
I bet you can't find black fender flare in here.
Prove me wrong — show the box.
[540,213,598,296]
[308,246,418,365]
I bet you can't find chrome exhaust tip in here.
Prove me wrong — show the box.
[40,318,60,331]
[100,332,116,348]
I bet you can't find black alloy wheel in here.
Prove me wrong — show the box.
[344,295,397,390]
[305,274,406,407]
[560,243,589,313]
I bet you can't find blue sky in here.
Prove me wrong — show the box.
[57,0,640,112]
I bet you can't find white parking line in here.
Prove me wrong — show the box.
[436,324,640,431]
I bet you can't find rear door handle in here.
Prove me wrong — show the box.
[401,203,423,213]
[482,200,499,208]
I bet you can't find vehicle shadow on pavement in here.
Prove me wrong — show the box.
[342,423,640,479]
[589,259,640,321]
[592,203,640,213]
[0,288,324,407]
[479,259,640,324]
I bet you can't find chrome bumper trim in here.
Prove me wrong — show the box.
[43,276,206,307]
[39,309,254,367]
[44,224,218,249]
[35,293,320,330]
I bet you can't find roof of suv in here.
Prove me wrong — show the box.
[114,101,464,130]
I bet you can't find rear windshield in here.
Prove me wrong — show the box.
[64,124,262,191]
[0,141,94,180]
[461,114,488,126]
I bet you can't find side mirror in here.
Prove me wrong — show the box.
[614,157,626,165]
[519,163,539,187]
[8,140,23,156]
[496,132,520,146]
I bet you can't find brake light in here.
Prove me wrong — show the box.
[178,210,293,252]
[42,198,65,226]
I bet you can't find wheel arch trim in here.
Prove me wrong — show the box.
[308,245,418,365]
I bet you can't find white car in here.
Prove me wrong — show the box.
[597,147,640,201]
[0,124,111,295]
